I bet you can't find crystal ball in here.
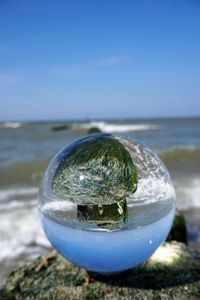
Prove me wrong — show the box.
[39,133,176,273]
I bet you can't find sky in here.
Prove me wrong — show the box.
[0,0,200,121]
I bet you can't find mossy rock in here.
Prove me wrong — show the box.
[167,210,187,244]
[51,125,70,132]
[2,242,200,300]
[87,127,101,134]
[52,135,137,205]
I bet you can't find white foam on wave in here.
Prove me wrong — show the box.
[0,207,50,262]
[43,200,76,212]
[0,187,38,202]
[0,122,23,129]
[0,187,50,285]
[175,177,200,210]
[73,121,160,133]
[0,199,37,211]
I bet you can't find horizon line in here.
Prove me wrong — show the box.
[0,114,200,123]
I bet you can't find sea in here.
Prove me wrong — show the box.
[0,117,200,286]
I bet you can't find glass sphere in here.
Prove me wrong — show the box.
[39,133,176,273]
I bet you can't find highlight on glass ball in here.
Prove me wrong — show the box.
[39,133,176,273]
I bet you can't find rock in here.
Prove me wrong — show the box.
[2,242,200,300]
[52,135,137,205]
[167,210,187,244]
[51,125,70,131]
[77,199,128,229]
[87,127,102,134]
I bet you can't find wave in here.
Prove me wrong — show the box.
[0,206,50,272]
[1,147,199,186]
[0,146,199,212]
[0,187,38,202]
[72,121,160,132]
[159,147,200,174]
[0,160,48,186]
[158,147,200,210]
[0,186,38,212]
[0,199,37,211]
[0,122,23,129]
[158,144,198,152]
[175,177,200,210]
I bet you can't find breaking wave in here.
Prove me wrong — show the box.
[0,122,23,129]
[72,121,160,133]
[159,147,200,174]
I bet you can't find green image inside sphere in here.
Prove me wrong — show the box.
[77,199,128,229]
[52,135,137,205]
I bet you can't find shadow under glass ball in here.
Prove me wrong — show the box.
[39,133,176,273]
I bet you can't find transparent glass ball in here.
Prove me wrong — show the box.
[39,133,176,273]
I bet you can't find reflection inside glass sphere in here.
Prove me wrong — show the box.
[39,133,176,273]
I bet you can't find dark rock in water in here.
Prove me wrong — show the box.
[52,135,137,205]
[87,127,101,134]
[51,125,70,131]
[2,242,200,300]
[167,210,187,244]
[77,199,128,229]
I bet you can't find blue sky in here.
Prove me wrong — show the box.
[0,0,200,120]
